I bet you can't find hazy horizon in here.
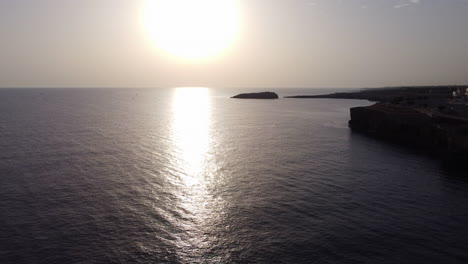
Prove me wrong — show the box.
[1,0,467,88]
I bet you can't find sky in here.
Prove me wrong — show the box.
[0,0,467,88]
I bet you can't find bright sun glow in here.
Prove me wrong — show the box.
[143,0,241,61]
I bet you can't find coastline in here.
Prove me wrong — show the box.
[287,86,468,166]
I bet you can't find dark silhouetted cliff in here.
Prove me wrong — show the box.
[349,103,468,164]
[287,86,468,165]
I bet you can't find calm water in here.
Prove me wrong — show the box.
[1,88,468,264]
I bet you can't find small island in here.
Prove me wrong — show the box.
[232,92,279,99]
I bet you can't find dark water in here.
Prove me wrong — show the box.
[1,88,468,264]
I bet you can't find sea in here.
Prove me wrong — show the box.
[1,88,468,264]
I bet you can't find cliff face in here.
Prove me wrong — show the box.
[286,86,468,166]
[349,103,468,162]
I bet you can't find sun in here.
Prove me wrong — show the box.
[142,0,241,61]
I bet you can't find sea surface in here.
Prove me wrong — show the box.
[1,88,468,264]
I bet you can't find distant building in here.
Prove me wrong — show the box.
[452,88,467,99]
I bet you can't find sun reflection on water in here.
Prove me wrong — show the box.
[172,88,211,184]
[170,87,223,259]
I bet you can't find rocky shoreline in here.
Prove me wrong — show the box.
[289,86,468,165]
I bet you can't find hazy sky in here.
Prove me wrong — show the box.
[1,0,467,88]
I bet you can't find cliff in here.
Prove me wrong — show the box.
[286,86,468,164]
[349,103,468,164]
